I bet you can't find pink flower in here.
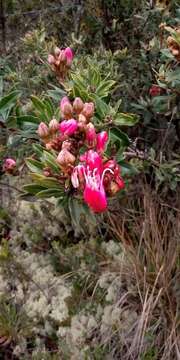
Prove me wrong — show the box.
[83,168,108,213]
[3,158,16,173]
[85,123,97,147]
[59,119,78,136]
[80,150,103,172]
[71,164,85,188]
[64,47,74,66]
[96,131,108,153]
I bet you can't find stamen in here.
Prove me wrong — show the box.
[101,168,114,186]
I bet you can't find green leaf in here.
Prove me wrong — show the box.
[17,115,40,127]
[31,95,49,122]
[42,151,60,174]
[114,112,139,126]
[96,79,116,98]
[109,128,130,146]
[31,173,62,188]
[0,91,20,121]
[32,144,44,158]
[36,188,65,198]
[91,94,109,119]
[23,184,46,195]
[26,159,44,174]
[43,97,55,119]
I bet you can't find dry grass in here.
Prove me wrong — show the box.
[107,185,180,360]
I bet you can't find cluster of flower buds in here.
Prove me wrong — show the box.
[48,47,74,81]
[37,96,124,213]
[3,158,16,174]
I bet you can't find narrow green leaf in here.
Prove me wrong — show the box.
[26,159,44,174]
[23,184,46,194]
[114,113,139,126]
[36,188,65,198]
[43,151,60,173]
[0,90,20,115]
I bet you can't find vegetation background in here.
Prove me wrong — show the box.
[0,0,179,359]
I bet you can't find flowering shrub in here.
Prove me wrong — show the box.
[32,95,124,213]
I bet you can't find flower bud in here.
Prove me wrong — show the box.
[96,131,108,153]
[64,47,74,66]
[60,96,70,110]
[62,102,73,119]
[49,118,59,134]
[57,149,75,167]
[48,54,55,65]
[71,164,85,188]
[82,102,94,119]
[54,46,61,57]
[59,50,66,63]
[59,119,78,136]
[46,142,53,150]
[62,140,71,150]
[73,97,84,114]
[85,123,97,147]
[3,158,16,173]
[78,114,87,130]
[37,122,49,138]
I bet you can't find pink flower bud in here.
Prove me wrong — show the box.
[96,131,108,153]
[85,123,97,147]
[60,96,70,110]
[59,50,66,63]
[3,158,16,173]
[64,47,74,66]
[60,97,73,118]
[62,102,73,119]
[73,97,84,114]
[71,164,85,188]
[61,140,71,150]
[59,119,78,136]
[48,54,55,65]
[54,47,61,57]
[82,102,94,119]
[57,149,75,167]
[37,122,49,138]
[46,142,53,150]
[49,118,59,134]
[78,114,87,131]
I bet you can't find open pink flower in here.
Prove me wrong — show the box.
[80,150,103,172]
[83,168,108,213]
[59,119,78,136]
[96,131,108,153]
[64,47,74,66]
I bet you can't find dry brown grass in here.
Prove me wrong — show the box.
[106,185,180,360]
